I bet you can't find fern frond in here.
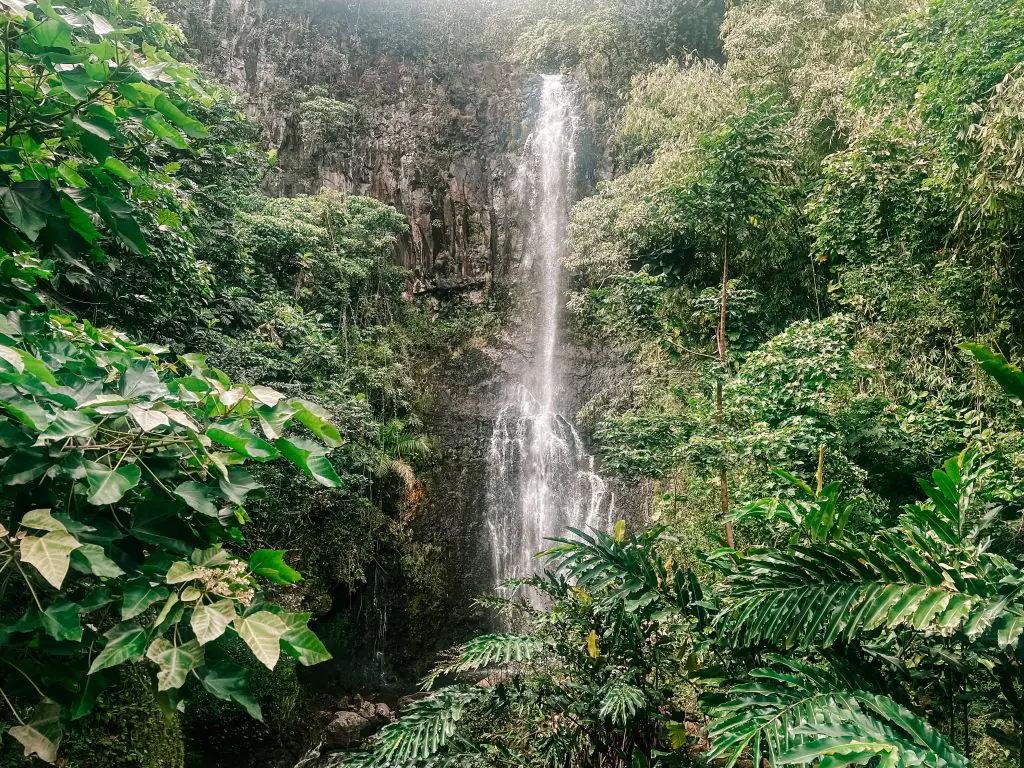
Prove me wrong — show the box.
[706,657,970,768]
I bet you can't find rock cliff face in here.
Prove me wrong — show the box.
[166,0,529,289]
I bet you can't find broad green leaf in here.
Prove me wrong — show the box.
[40,409,97,440]
[294,401,343,447]
[234,611,286,669]
[89,622,149,673]
[280,612,331,667]
[961,344,1024,401]
[146,638,204,691]
[9,700,62,764]
[173,481,218,516]
[21,509,66,532]
[71,543,125,577]
[0,344,25,373]
[70,669,115,720]
[192,546,230,567]
[249,550,302,585]
[40,599,83,641]
[219,467,261,505]
[86,463,142,505]
[191,599,235,645]
[119,361,169,400]
[1,449,50,485]
[21,530,81,588]
[2,398,53,430]
[248,385,284,407]
[153,593,180,628]
[143,113,188,149]
[166,561,197,584]
[128,404,170,432]
[121,581,169,620]
[255,401,296,440]
[16,350,57,386]
[199,661,262,720]
[2,180,61,241]
[154,94,208,138]
[208,422,277,461]
[275,437,342,487]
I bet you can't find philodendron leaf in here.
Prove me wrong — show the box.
[21,530,81,588]
[234,611,287,669]
[199,661,262,721]
[279,612,332,667]
[146,638,205,691]
[191,599,235,645]
[207,422,277,461]
[9,700,63,764]
[173,481,218,516]
[40,599,83,641]
[249,550,302,585]
[275,437,342,488]
[121,581,169,620]
[89,622,149,674]
[85,463,142,505]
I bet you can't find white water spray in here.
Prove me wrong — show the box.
[485,75,614,590]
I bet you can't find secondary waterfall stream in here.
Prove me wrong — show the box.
[485,75,615,589]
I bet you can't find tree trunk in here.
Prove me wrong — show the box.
[718,221,734,548]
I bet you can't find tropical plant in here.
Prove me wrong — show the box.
[345,523,703,768]
[0,254,341,762]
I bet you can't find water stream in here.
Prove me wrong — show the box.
[485,75,615,590]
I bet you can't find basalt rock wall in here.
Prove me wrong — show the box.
[164,0,530,290]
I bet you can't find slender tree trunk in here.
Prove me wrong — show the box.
[718,221,734,548]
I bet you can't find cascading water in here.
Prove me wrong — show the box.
[485,75,615,590]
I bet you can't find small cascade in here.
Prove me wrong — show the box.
[485,75,614,591]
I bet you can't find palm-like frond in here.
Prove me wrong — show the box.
[542,525,700,616]
[423,634,547,688]
[719,446,1024,650]
[352,687,483,767]
[706,656,970,768]
[719,531,1024,649]
[598,679,647,725]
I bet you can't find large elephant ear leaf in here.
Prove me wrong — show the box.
[961,343,1024,401]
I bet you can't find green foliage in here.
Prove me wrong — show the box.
[350,524,702,767]
[0,0,208,286]
[0,257,339,760]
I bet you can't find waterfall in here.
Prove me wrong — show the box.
[485,75,615,591]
